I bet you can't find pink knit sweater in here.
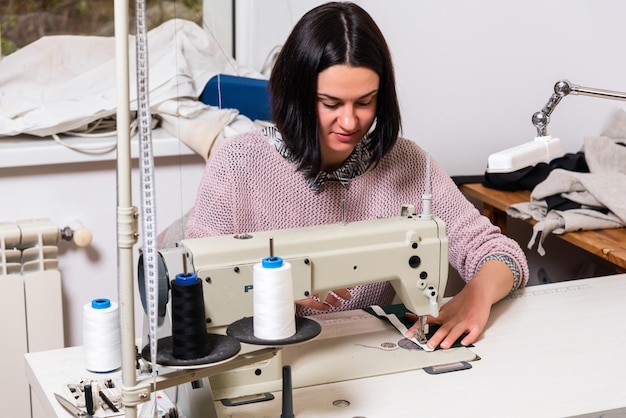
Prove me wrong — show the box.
[186,129,529,315]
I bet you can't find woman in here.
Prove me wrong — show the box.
[186,1,528,350]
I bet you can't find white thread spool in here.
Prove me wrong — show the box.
[83,298,121,372]
[253,256,296,340]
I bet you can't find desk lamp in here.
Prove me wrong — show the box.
[487,80,626,173]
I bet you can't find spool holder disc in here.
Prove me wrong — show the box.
[227,316,321,346]
[141,334,241,368]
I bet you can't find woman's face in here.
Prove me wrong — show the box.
[316,65,379,171]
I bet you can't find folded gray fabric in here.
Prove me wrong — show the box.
[523,207,622,255]
[531,168,626,223]
[506,200,547,222]
[584,136,626,174]
[600,108,626,140]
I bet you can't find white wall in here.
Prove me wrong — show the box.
[234,0,626,175]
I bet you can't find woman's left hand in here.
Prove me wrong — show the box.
[406,279,490,350]
[405,260,514,350]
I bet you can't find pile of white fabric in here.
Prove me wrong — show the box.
[0,18,265,159]
[507,109,626,255]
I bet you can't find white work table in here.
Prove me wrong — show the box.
[27,274,626,418]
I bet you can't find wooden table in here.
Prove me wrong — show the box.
[459,182,626,271]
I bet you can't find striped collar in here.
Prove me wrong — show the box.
[263,126,372,192]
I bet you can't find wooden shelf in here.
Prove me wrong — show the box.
[460,182,626,271]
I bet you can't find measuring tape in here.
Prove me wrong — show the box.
[135,0,159,414]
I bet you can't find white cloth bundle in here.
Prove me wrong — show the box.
[0,18,260,146]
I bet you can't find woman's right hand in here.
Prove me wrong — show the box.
[296,288,352,310]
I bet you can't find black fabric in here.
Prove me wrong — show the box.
[483,151,589,191]
[451,175,486,187]
[544,194,581,212]
[544,194,610,214]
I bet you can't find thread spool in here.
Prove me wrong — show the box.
[170,272,211,360]
[83,298,121,373]
[253,256,296,340]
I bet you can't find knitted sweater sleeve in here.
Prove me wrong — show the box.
[427,154,529,290]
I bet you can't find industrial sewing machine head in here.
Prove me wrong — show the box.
[138,205,449,412]
[152,204,448,337]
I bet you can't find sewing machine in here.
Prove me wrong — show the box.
[152,204,447,331]
[141,205,452,415]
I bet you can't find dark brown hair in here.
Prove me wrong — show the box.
[269,1,401,176]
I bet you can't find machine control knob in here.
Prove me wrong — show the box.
[408,255,421,268]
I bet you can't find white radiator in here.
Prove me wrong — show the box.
[1,219,64,418]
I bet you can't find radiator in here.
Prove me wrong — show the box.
[1,219,64,418]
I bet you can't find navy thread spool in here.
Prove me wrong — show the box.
[170,272,211,360]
